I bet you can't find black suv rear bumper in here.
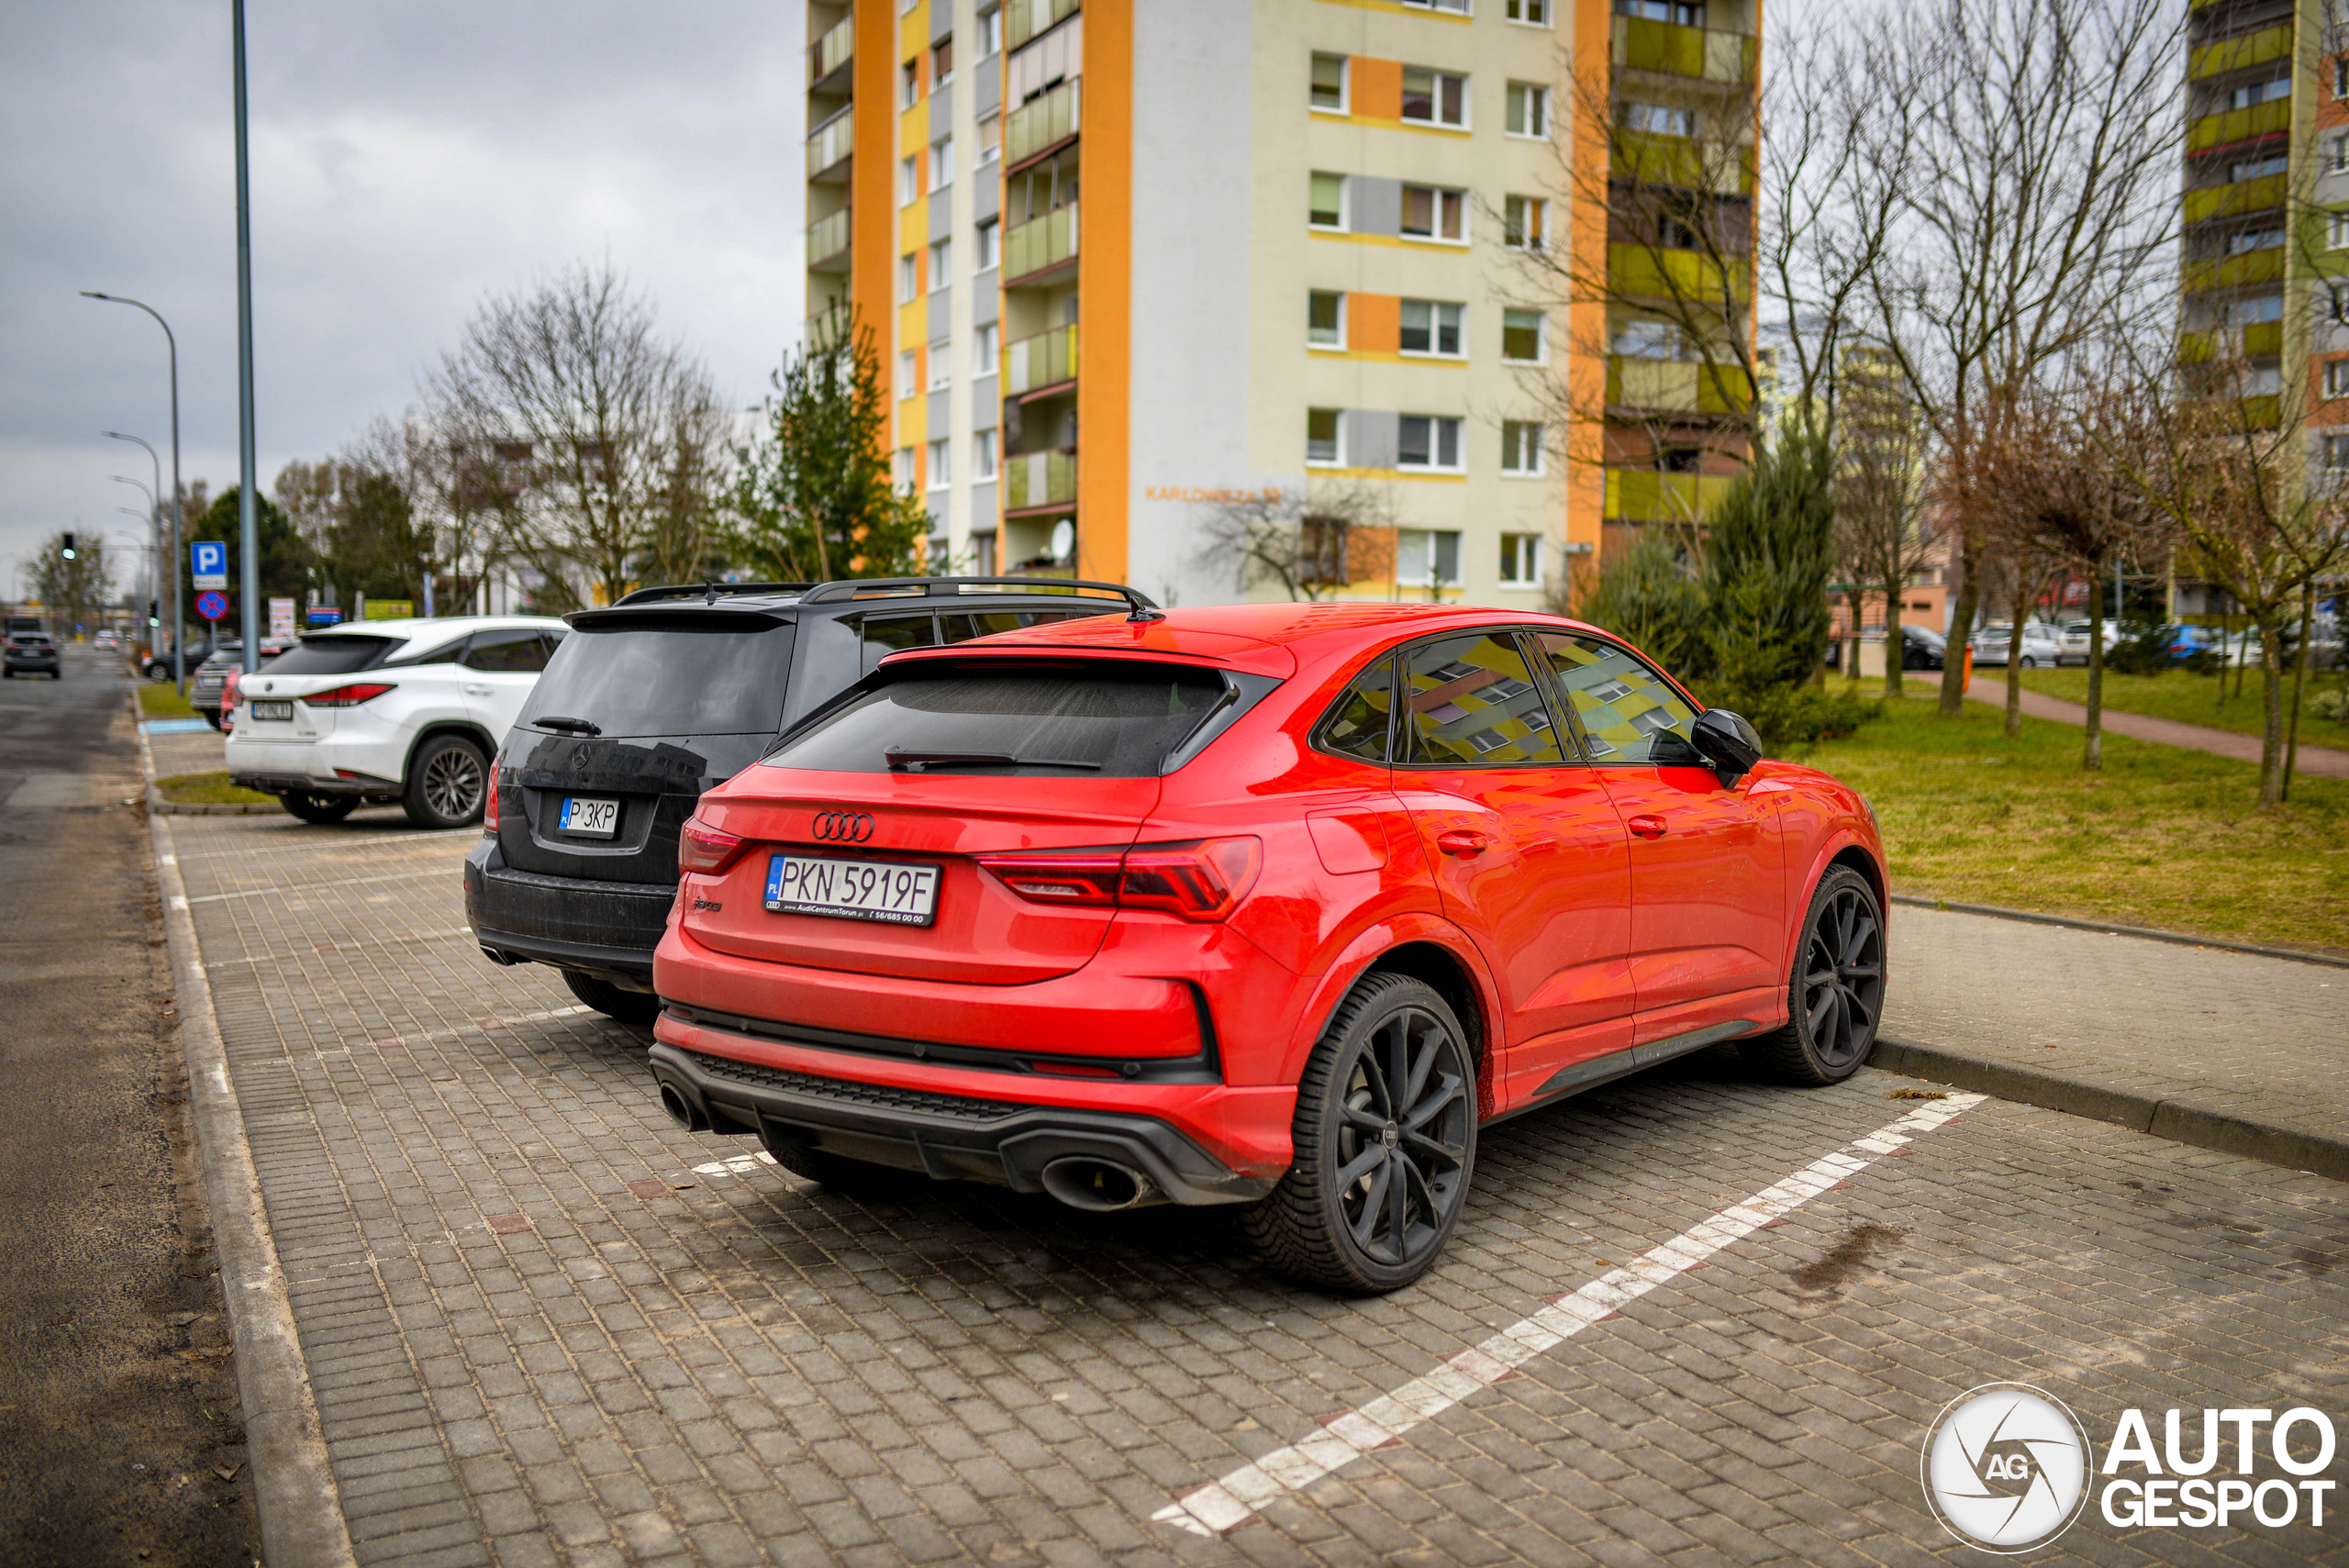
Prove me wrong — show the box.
[647,1040,1275,1207]
[463,840,672,987]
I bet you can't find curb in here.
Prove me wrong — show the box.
[1871,1035,2349,1184]
[141,698,358,1568]
[147,783,279,816]
[1889,892,2349,971]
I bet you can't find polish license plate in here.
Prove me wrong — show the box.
[763,852,940,927]
[558,795,620,838]
[250,700,294,721]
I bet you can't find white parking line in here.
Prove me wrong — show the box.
[369,1005,596,1050]
[187,869,451,903]
[694,1151,782,1177]
[1150,1092,1988,1538]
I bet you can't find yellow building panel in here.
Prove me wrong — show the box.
[2189,22,2291,79]
[2188,98,2291,153]
[2184,173,2288,225]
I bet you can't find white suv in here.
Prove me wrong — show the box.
[225,616,568,827]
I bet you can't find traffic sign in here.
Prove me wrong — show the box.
[196,590,228,622]
[191,541,228,590]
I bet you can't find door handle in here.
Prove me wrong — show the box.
[1436,828,1493,858]
[1628,815,1667,840]
[462,684,493,697]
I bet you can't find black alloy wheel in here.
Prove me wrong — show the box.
[1742,866,1886,1085]
[280,792,357,825]
[562,970,661,1027]
[404,735,488,828]
[1246,973,1476,1294]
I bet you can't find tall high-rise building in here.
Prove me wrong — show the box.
[804,0,1759,604]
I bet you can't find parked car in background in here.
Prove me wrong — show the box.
[646,603,1889,1292]
[2164,624,2221,664]
[1969,622,2062,668]
[1898,625,1946,670]
[3,634,60,679]
[143,636,226,682]
[2057,620,2119,666]
[466,577,1150,1024]
[190,639,295,729]
[93,629,118,650]
[225,616,568,828]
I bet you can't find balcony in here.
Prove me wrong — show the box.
[2184,248,2287,291]
[1608,243,1748,305]
[1607,357,1753,417]
[1612,131,1752,195]
[809,17,852,89]
[1611,16,1755,85]
[1605,468,1733,523]
[1005,324,1077,396]
[1007,0,1080,51]
[2188,97,2290,154]
[1005,202,1078,283]
[1008,79,1079,168]
[2189,22,2290,80]
[807,106,852,181]
[2184,172,2287,226]
[807,206,851,272]
[1003,448,1077,513]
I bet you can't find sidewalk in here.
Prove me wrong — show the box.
[1918,671,2349,777]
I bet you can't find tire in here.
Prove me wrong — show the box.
[1242,973,1477,1294]
[403,733,489,828]
[2020,655,2037,669]
[561,969,661,1027]
[1740,866,1887,1086]
[280,793,357,825]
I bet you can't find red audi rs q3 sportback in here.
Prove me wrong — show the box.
[649,604,1888,1292]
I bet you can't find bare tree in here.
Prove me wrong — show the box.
[1191,480,1397,603]
[1859,0,2185,716]
[427,261,723,607]
[1833,353,1938,699]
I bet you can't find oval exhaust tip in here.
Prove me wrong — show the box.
[1041,1157,1150,1212]
[658,1083,707,1133]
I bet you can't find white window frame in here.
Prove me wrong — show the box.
[974,427,1000,482]
[1308,290,1348,350]
[1399,183,1468,244]
[978,6,1002,58]
[1499,533,1542,588]
[2331,211,2349,250]
[901,58,918,108]
[2327,361,2349,399]
[2330,284,2349,324]
[1501,420,1545,475]
[899,155,920,207]
[896,445,917,490]
[1398,299,1465,358]
[2325,432,2349,470]
[1504,195,1548,251]
[974,217,1001,272]
[1506,82,1551,138]
[1306,408,1344,468]
[1309,171,1349,231]
[931,35,954,89]
[926,437,952,491]
[1396,528,1464,587]
[1400,67,1469,128]
[1399,0,1472,14]
[1506,0,1553,23]
[974,322,1000,377]
[1623,101,1696,139]
[1501,307,1547,364]
[1397,415,1464,473]
[898,252,919,303]
[929,238,953,291]
[979,112,1002,165]
[1311,52,1350,115]
[928,337,952,390]
[896,350,918,400]
[930,137,954,193]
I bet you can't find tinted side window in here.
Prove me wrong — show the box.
[1403,632,1563,765]
[861,613,939,673]
[462,628,553,672]
[1535,632,1703,765]
[1313,655,1396,762]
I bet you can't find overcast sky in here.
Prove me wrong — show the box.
[0,0,805,606]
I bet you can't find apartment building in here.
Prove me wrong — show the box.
[802,0,1759,606]
[2181,0,2349,620]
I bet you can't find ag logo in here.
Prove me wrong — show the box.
[1921,1383,2094,1552]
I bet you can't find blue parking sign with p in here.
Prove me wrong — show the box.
[191,541,228,590]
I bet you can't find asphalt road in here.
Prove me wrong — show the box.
[0,648,258,1565]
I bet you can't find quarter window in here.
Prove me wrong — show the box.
[1403,633,1563,766]
[1314,654,1397,762]
[1534,632,1704,765]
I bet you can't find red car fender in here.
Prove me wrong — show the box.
[1776,822,1888,984]
[1277,911,1508,1119]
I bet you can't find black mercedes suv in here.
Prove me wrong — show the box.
[464,576,1156,1023]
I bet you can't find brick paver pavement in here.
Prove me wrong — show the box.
[161,805,2349,1565]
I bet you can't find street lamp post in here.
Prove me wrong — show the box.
[83,298,185,694]
[232,0,261,673]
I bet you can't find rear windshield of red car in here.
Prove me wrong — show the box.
[765,661,1227,777]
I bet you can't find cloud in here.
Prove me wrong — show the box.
[0,0,803,595]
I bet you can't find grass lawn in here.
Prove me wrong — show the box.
[1795,693,2349,956]
[136,683,197,720]
[154,771,273,806]
[2015,665,2347,746]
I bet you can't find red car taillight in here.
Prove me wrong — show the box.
[977,837,1261,922]
[679,817,750,875]
[222,668,243,710]
[302,682,394,707]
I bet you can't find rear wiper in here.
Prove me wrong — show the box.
[884,749,1100,773]
[535,715,602,736]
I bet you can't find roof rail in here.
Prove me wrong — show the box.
[797,575,1157,613]
[613,581,816,606]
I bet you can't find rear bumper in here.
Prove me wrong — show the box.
[464,840,673,984]
[647,1028,1287,1206]
[228,770,398,798]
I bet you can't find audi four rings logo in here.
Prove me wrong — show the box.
[812,810,874,843]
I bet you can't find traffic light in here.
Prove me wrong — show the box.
[60,533,75,561]
[147,600,160,628]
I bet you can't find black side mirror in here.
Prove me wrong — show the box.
[1691,707,1763,787]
